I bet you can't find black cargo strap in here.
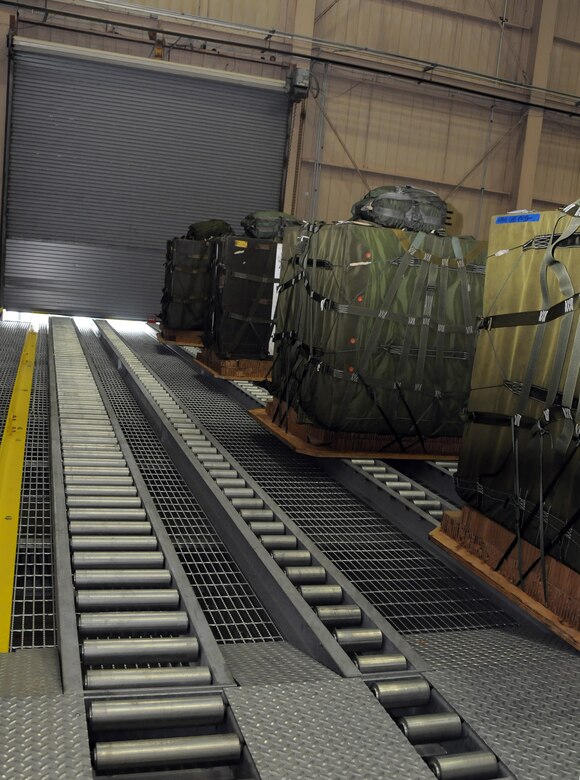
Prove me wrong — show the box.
[510,416,524,583]
[435,258,450,415]
[170,294,206,303]
[171,265,207,274]
[349,371,405,451]
[453,237,476,372]
[479,292,580,330]
[517,214,577,418]
[278,269,474,334]
[415,261,440,392]
[494,436,579,575]
[223,310,273,326]
[227,270,280,285]
[518,502,580,587]
[397,259,430,380]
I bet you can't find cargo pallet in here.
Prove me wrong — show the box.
[158,326,204,346]
[431,507,580,650]
[250,399,461,460]
[193,347,272,380]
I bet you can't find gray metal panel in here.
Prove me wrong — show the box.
[227,678,434,780]
[0,692,93,780]
[5,51,289,317]
[0,648,61,696]
[408,627,580,780]
[221,641,338,685]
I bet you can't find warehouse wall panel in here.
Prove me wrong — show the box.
[314,0,533,83]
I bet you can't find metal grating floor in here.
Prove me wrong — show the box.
[10,327,55,649]
[81,325,282,644]
[117,329,514,635]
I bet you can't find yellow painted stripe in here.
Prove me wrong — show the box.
[0,330,37,652]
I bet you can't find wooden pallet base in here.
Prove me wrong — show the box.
[193,348,272,380]
[158,327,204,346]
[431,507,580,650]
[249,400,460,460]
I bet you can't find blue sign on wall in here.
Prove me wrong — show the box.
[495,213,541,224]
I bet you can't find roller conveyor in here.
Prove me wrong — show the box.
[48,319,249,777]
[2,318,578,780]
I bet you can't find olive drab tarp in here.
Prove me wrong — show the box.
[160,238,211,331]
[272,221,487,448]
[241,211,303,241]
[351,185,448,233]
[456,205,580,574]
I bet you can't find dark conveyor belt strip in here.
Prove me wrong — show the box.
[96,321,513,780]
[49,318,248,777]
[126,328,513,635]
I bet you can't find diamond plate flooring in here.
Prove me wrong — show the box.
[221,641,337,686]
[0,648,61,696]
[0,692,92,780]
[408,627,580,780]
[227,678,433,780]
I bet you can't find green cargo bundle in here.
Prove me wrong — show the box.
[272,221,487,450]
[241,210,303,240]
[456,205,580,574]
[160,238,210,331]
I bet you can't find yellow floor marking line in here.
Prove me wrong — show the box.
[0,330,37,652]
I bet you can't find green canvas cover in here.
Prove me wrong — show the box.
[241,211,303,240]
[272,221,487,449]
[456,205,580,574]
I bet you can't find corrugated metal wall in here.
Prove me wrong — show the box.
[4,49,289,317]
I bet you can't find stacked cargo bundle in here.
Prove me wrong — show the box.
[160,219,233,344]
[449,205,580,632]
[200,235,280,377]
[269,221,487,455]
[160,238,211,341]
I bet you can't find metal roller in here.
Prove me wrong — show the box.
[72,551,164,569]
[215,478,246,488]
[315,605,362,627]
[61,442,121,452]
[353,653,407,674]
[60,430,116,439]
[185,440,213,449]
[260,534,297,550]
[63,458,125,467]
[61,436,117,446]
[197,453,224,463]
[249,521,285,535]
[82,636,198,663]
[85,666,212,689]
[285,566,326,584]
[66,495,142,508]
[397,712,462,744]
[64,466,131,476]
[74,569,171,587]
[415,499,442,509]
[231,498,264,509]
[89,695,224,730]
[333,627,383,652]
[271,549,311,566]
[210,470,239,479]
[93,733,241,771]
[69,521,150,536]
[68,508,147,521]
[398,490,426,499]
[223,488,255,498]
[78,610,188,636]
[372,678,431,709]
[240,509,274,521]
[65,475,133,485]
[427,751,499,780]
[70,536,157,551]
[189,445,217,455]
[76,589,179,610]
[299,585,343,605]
[66,486,137,497]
